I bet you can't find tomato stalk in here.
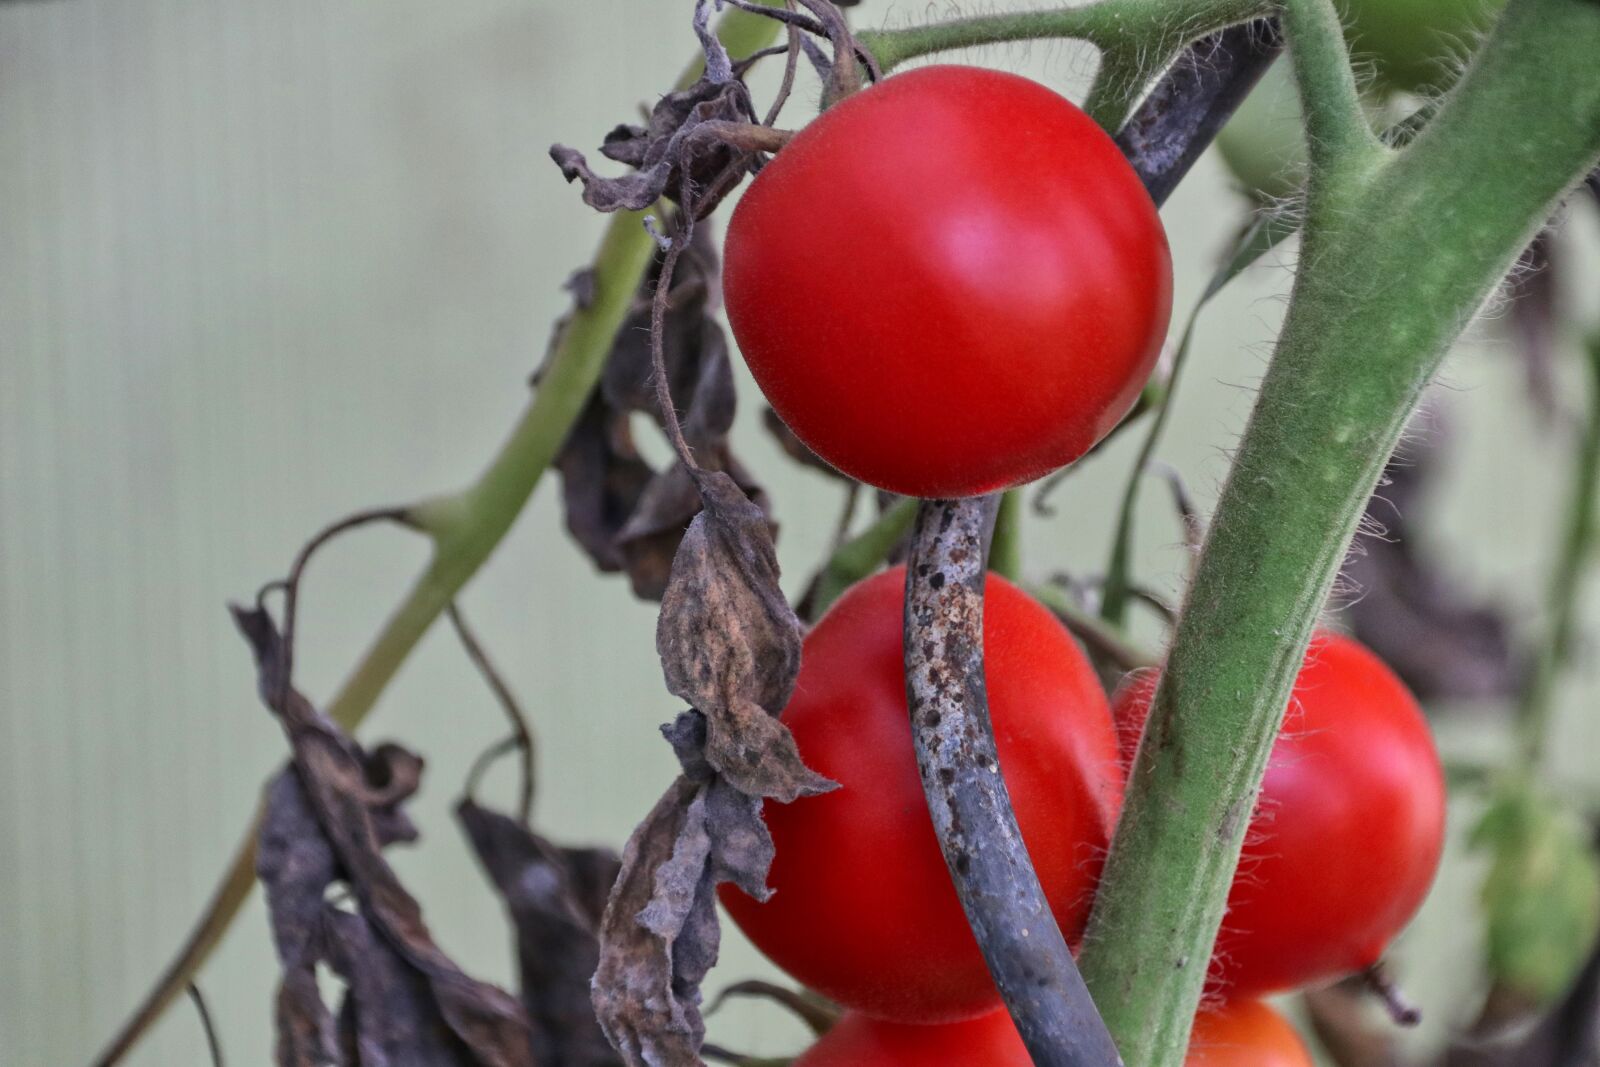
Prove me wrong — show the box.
[903,497,1124,1067]
[856,0,1275,129]
[1077,2,1600,1064]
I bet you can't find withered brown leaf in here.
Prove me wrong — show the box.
[553,229,773,603]
[591,769,774,1067]
[458,800,624,1067]
[236,606,533,1067]
[657,470,833,803]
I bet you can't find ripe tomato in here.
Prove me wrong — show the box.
[1187,1000,1314,1067]
[1113,632,1446,998]
[724,65,1172,499]
[792,1000,1311,1066]
[792,1009,1031,1067]
[721,566,1123,1022]
[1337,0,1508,93]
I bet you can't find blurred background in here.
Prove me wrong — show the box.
[1,1,1597,1065]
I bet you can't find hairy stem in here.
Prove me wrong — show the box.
[904,498,1123,1067]
[1078,2,1600,1063]
[1519,336,1600,768]
[857,0,1269,77]
[90,9,786,1063]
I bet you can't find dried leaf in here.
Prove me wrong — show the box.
[458,800,624,1067]
[550,70,756,215]
[557,395,655,573]
[591,770,774,1067]
[236,606,532,1067]
[658,470,833,802]
[553,228,774,602]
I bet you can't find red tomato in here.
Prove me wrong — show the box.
[1187,1000,1314,1067]
[792,1000,1311,1066]
[724,65,1172,499]
[792,1009,1032,1067]
[721,566,1123,1022]
[1114,632,1446,997]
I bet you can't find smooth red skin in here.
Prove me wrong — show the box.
[793,1009,1033,1067]
[1186,1000,1314,1067]
[1113,633,1447,998]
[721,567,1123,1022]
[793,1000,1311,1067]
[724,65,1173,499]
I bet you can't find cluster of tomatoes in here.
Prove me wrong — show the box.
[719,568,1444,1065]
[717,61,1447,1066]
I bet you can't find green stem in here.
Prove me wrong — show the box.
[1518,336,1600,768]
[91,9,787,1064]
[810,497,918,618]
[1029,582,1158,673]
[989,489,1024,581]
[857,0,1274,129]
[1077,1,1600,1063]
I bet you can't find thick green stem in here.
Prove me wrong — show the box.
[857,0,1272,130]
[1518,336,1600,768]
[91,9,786,1064]
[1077,1,1600,1064]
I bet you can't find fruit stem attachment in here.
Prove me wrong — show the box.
[1362,962,1423,1027]
[903,497,1123,1067]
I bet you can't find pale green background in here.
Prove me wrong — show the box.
[2,2,1597,1065]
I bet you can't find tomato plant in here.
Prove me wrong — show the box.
[1186,1000,1314,1067]
[792,1009,1032,1067]
[720,565,1123,1022]
[1113,632,1447,997]
[724,65,1172,499]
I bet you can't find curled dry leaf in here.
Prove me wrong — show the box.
[1337,404,1523,703]
[235,606,532,1067]
[656,471,833,803]
[591,766,775,1067]
[593,472,834,1065]
[549,1,758,216]
[552,231,774,602]
[458,800,624,1067]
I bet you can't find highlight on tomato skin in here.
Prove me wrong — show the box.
[1186,1000,1315,1067]
[719,565,1125,1023]
[791,1009,1033,1067]
[1113,631,1447,998]
[723,64,1173,500]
